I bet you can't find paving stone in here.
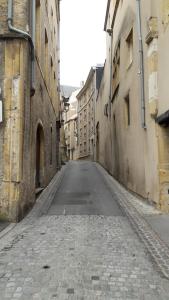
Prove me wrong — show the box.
[0,215,168,299]
[0,162,169,299]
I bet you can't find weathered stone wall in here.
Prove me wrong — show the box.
[0,0,60,221]
[0,0,29,34]
[0,41,5,193]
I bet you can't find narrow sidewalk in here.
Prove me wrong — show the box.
[96,163,169,279]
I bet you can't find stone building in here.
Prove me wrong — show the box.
[77,66,103,160]
[60,85,79,162]
[96,0,169,212]
[0,0,60,221]
[64,89,79,160]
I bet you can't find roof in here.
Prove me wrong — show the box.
[76,65,104,100]
[104,0,120,32]
[76,68,95,99]
[60,85,79,98]
[104,0,111,31]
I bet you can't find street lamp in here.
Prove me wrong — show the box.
[62,96,70,112]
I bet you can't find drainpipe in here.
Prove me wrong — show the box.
[7,0,35,95]
[107,28,113,117]
[31,0,36,96]
[136,0,146,129]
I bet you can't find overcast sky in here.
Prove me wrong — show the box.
[60,0,107,87]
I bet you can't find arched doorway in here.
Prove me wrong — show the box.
[96,122,100,162]
[36,124,45,188]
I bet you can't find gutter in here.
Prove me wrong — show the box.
[7,0,35,95]
[136,0,146,128]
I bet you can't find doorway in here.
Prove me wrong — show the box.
[96,122,100,162]
[36,124,45,188]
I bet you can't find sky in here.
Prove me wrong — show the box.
[60,0,107,87]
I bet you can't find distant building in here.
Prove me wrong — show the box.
[0,0,60,221]
[60,86,79,162]
[77,66,103,160]
[64,90,80,160]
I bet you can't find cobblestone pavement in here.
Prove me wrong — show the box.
[0,162,169,300]
[95,163,169,279]
[0,216,169,300]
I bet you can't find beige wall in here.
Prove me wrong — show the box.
[96,0,165,209]
[77,69,95,160]
[64,90,79,160]
[0,0,60,221]
[77,67,103,160]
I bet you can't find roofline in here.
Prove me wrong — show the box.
[76,67,95,99]
[104,0,120,32]
[104,0,111,31]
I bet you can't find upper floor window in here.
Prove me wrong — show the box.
[126,29,133,68]
[45,0,48,15]
[112,41,120,95]
[124,93,130,127]
[44,29,49,83]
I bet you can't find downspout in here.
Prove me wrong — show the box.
[31,0,36,95]
[108,29,113,117]
[136,0,146,128]
[7,0,35,95]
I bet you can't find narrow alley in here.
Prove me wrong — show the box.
[0,161,169,300]
[48,161,123,216]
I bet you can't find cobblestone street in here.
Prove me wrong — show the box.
[0,161,169,300]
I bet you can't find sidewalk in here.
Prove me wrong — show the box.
[145,214,169,248]
[95,163,169,279]
[96,163,169,246]
[0,164,68,251]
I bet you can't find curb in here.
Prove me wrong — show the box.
[0,223,16,239]
[0,164,68,250]
[22,163,69,223]
[95,163,169,280]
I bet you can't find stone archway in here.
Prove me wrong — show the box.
[36,124,45,189]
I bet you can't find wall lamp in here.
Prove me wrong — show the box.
[106,28,113,36]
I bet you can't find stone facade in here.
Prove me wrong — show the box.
[0,0,60,221]
[64,90,79,161]
[96,0,169,212]
[77,67,103,160]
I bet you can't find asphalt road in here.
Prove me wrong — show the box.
[48,161,124,216]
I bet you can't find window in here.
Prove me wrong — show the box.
[51,7,53,17]
[45,0,48,15]
[84,109,87,121]
[126,29,133,68]
[112,41,120,96]
[80,128,82,138]
[124,94,130,127]
[50,125,53,165]
[50,57,53,96]
[45,29,48,83]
